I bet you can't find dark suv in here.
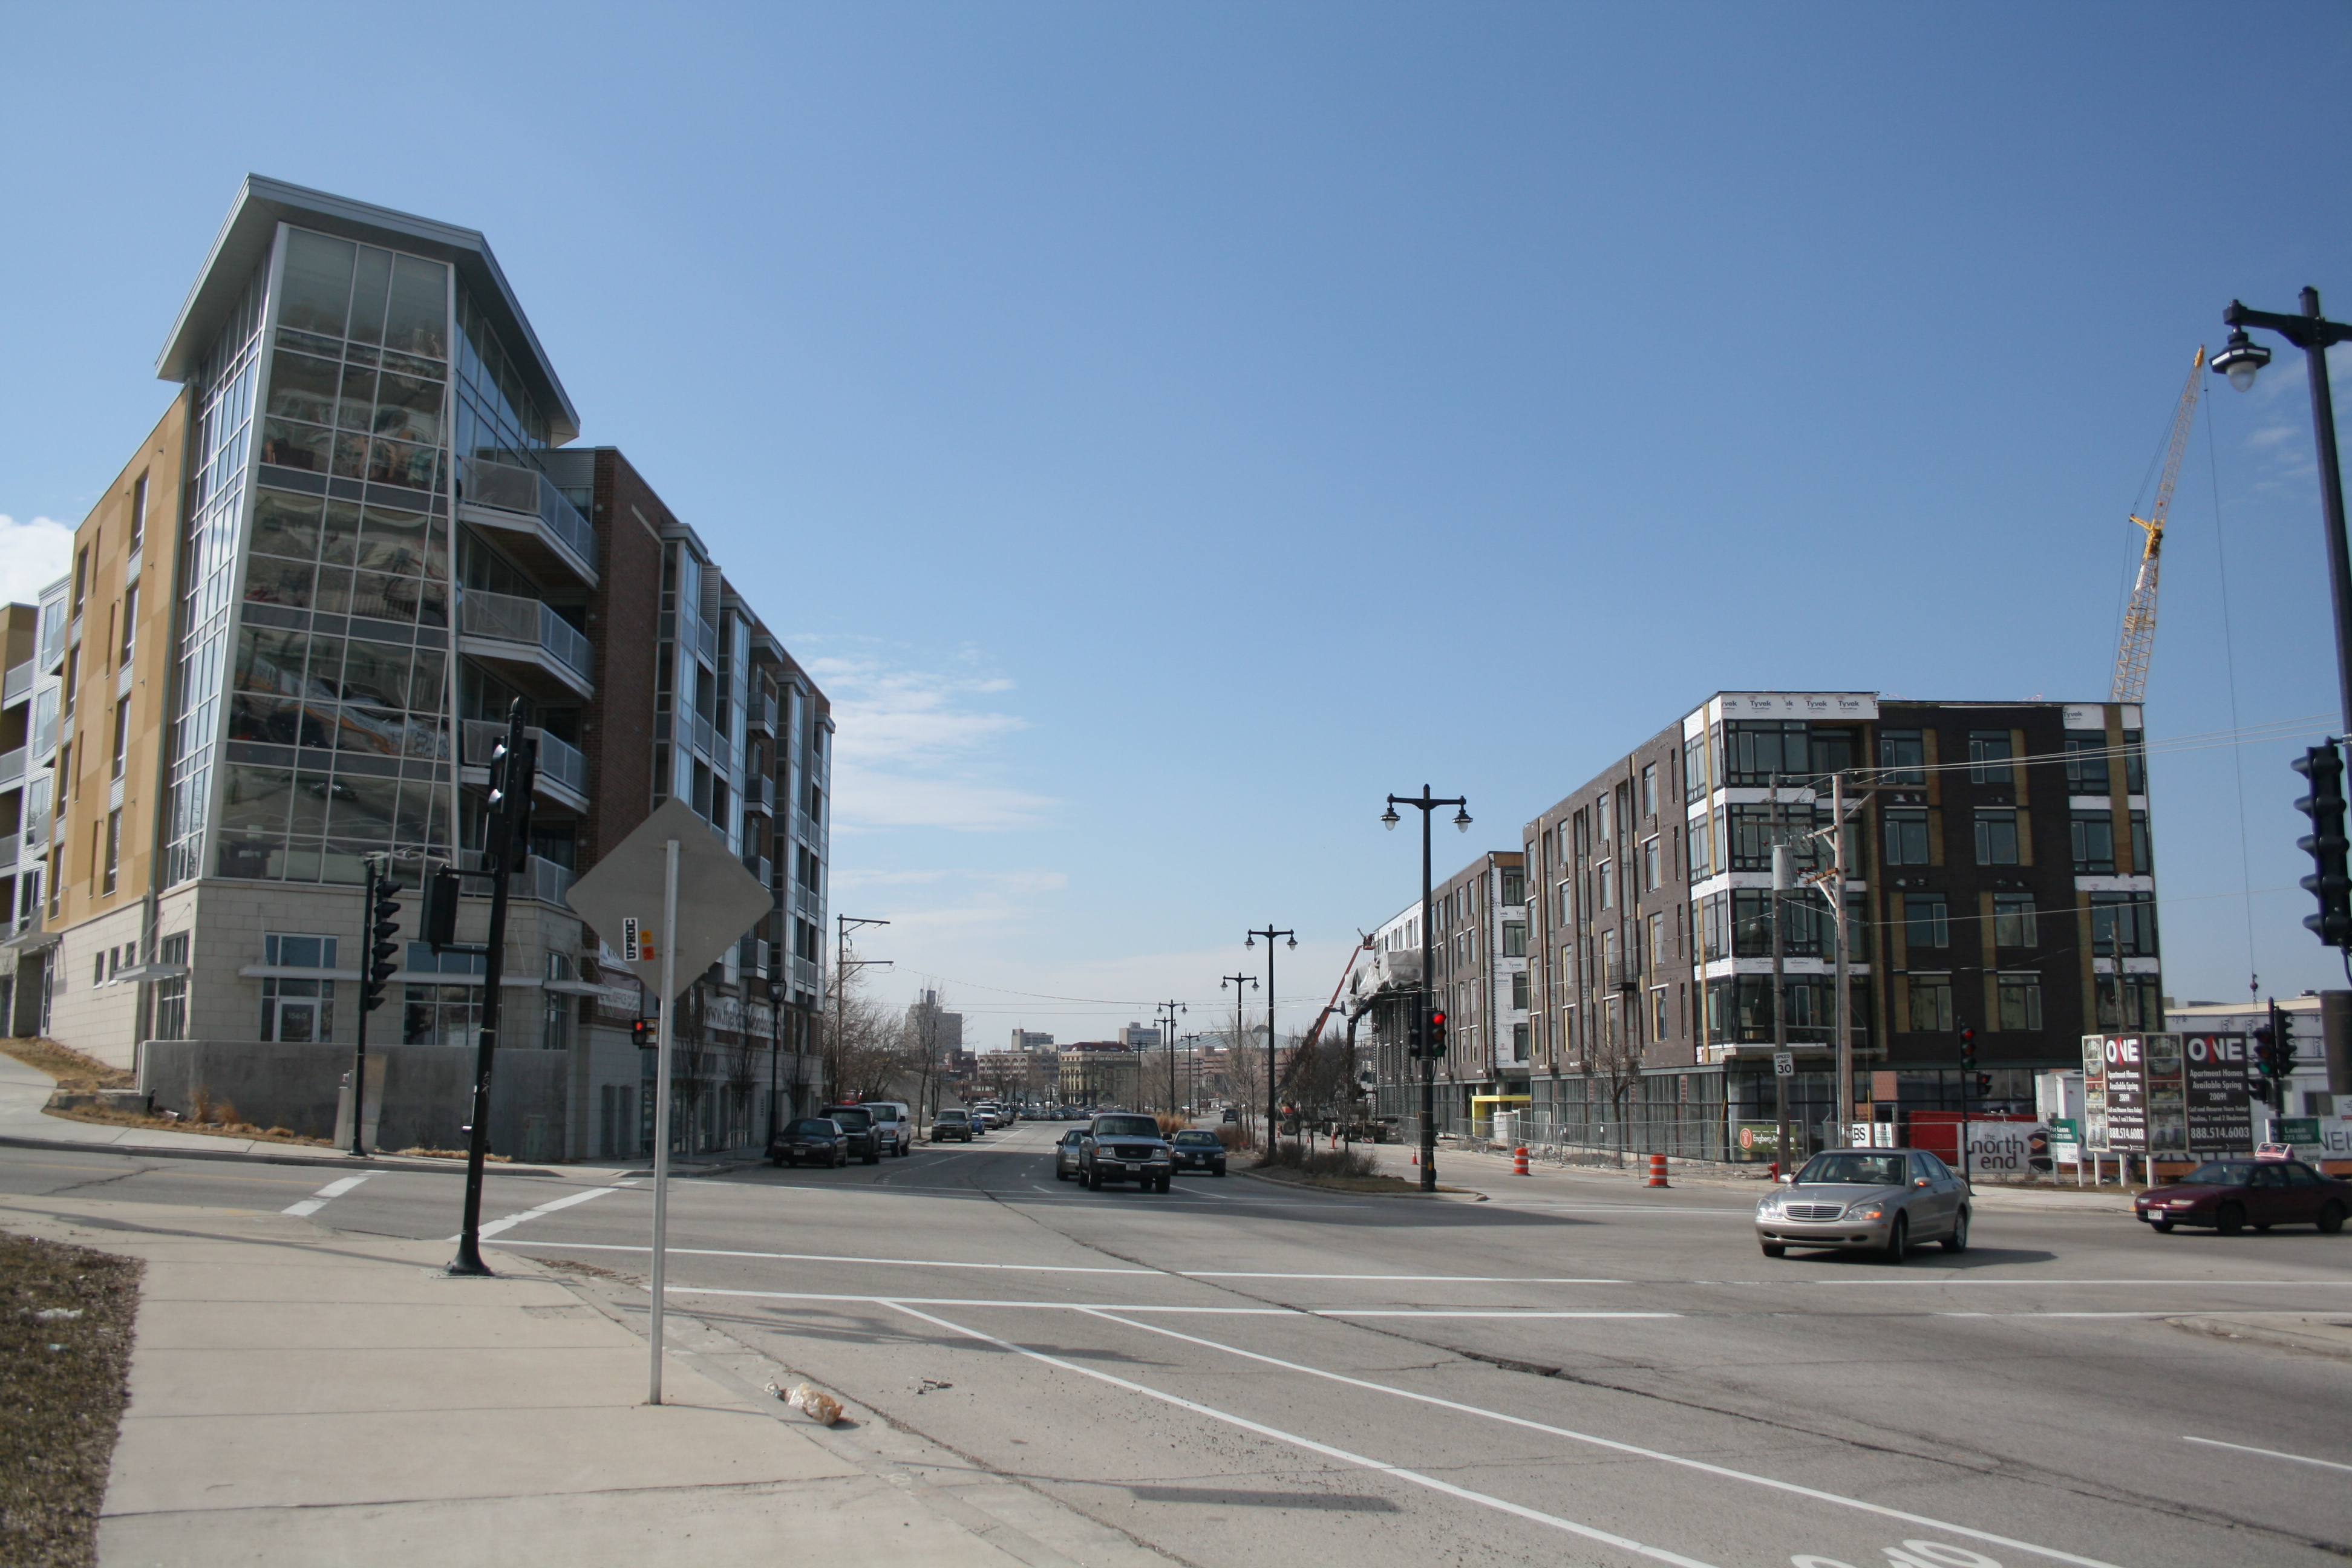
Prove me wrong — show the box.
[1080,1114,1174,1192]
[821,1105,889,1165]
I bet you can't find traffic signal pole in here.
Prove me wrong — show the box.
[351,854,397,1158]
[449,702,534,1278]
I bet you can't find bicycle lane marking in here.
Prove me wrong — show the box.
[883,1299,1723,1568]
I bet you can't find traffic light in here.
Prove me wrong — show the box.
[2275,1011,2299,1082]
[1973,1072,1993,1097]
[1426,1008,1448,1057]
[421,866,461,951]
[2253,1022,2278,1079]
[632,1018,653,1050]
[362,877,400,1013]
[2292,743,2352,948]
[1959,1025,1976,1074]
[485,730,537,874]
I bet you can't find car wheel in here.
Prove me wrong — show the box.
[866,1152,881,1165]
[1881,1215,1909,1264]
[1941,1207,1970,1254]
[1085,1165,1101,1191]
[1760,1243,1785,1258]
[2152,1217,2175,1233]
[2321,1201,2346,1235]
[2216,1202,2246,1236]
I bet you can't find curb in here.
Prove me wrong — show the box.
[1237,1168,1488,1201]
[0,1131,564,1178]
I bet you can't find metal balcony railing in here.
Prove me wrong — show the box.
[524,854,574,909]
[461,454,599,577]
[743,853,771,889]
[0,833,16,869]
[459,591,595,687]
[2,662,28,705]
[0,747,22,788]
[459,720,589,803]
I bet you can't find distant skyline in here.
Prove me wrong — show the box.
[5,4,2350,1038]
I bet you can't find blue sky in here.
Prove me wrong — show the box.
[4,3,2349,1042]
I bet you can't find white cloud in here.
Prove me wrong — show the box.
[806,648,1056,831]
[0,515,73,606]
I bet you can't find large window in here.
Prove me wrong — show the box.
[2089,893,2158,956]
[1884,809,1930,865]
[1723,720,1810,786]
[260,932,339,1043]
[1997,973,2043,1031]
[2121,730,2146,794]
[153,933,189,1040]
[1688,815,1713,880]
[2064,731,2107,792]
[1685,738,1709,804]
[1992,895,2038,950]
[1973,809,2019,865]
[403,942,485,1046]
[2129,809,2151,874]
[1501,921,1527,957]
[1641,763,1659,818]
[1500,868,1524,906]
[1904,894,1949,950]
[1968,730,2014,785]
[1906,974,1955,1033]
[2071,811,2116,875]
[1878,728,1924,784]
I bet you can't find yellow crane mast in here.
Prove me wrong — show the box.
[2111,345,2207,704]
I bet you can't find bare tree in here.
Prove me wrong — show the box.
[725,1022,763,1150]
[673,985,714,1155]
[1221,1004,1264,1149]
[1590,993,1641,1165]
[821,961,909,1104]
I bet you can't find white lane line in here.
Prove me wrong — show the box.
[449,1183,622,1242]
[1185,1271,1628,1283]
[1081,1311,2124,1568]
[1319,1310,1674,1320]
[2182,1435,2352,1474]
[886,1300,1722,1568]
[1814,1278,2352,1287]
[282,1174,370,1217]
[492,1241,1158,1275]
[644,1284,1683,1321]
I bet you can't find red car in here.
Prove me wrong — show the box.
[2135,1158,2350,1235]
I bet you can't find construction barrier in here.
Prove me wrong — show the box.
[1512,1146,1530,1176]
[1647,1152,1670,1188]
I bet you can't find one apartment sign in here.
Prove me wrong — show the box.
[2082,1033,2250,1155]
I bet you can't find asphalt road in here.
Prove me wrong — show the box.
[5,1125,2348,1567]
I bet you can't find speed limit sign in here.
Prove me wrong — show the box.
[1772,1050,1794,1077]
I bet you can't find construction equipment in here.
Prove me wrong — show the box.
[2111,346,2207,704]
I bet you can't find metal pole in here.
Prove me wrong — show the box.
[1420,788,1437,1193]
[1267,939,1278,1146]
[2298,290,2352,734]
[648,836,679,1403]
[350,855,376,1158]
[449,705,528,1276]
[1834,771,1852,1149]
[1771,774,1788,1169]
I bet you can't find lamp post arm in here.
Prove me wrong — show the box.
[2225,298,2352,350]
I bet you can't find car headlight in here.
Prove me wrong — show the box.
[1757,1198,1785,1218]
[1843,1200,1886,1221]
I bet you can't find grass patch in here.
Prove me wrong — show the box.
[39,1103,333,1148]
[1256,1141,1381,1179]
[0,1040,133,1093]
[1247,1166,1476,1196]
[0,1233,142,1568]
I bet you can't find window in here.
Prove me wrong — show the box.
[1689,815,1712,880]
[2089,893,2158,956]
[541,954,573,1051]
[402,941,484,1047]
[2097,976,2164,1031]
[110,701,129,779]
[259,936,339,1044]
[1904,894,1949,949]
[1879,728,1924,784]
[1906,974,1955,1032]
[1651,987,1668,1040]
[101,809,120,896]
[1596,859,1613,910]
[2129,809,2151,874]
[1501,921,1527,957]
[1684,739,1708,803]
[118,582,137,668]
[1647,913,1664,976]
[1512,1022,1529,1061]
[1642,836,1661,891]
[154,933,189,1039]
[1725,804,1779,871]
[1723,720,1810,785]
[1973,809,2019,865]
[1997,973,2043,1031]
[2121,730,2146,794]
[2071,811,2115,874]
[1992,895,2038,949]
[1511,971,1529,1008]
[1811,728,1855,774]
[1641,764,1659,818]
[1968,730,2014,785]
[2064,731,2107,792]
[71,546,88,615]
[1884,809,1930,864]
[1595,792,1612,846]
[128,474,147,554]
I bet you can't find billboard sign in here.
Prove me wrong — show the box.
[2183,1033,2254,1152]
[2086,1034,2249,1155]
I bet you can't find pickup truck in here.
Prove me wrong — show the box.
[1079,1113,1174,1193]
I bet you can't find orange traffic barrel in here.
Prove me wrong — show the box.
[1512,1146,1529,1176]
[1647,1152,1670,1188]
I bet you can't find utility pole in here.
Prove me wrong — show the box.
[1769,773,1790,1172]
[449,701,533,1277]
[1832,770,1852,1149]
[1385,786,1471,1192]
[832,915,890,1108]
[1154,1000,1184,1114]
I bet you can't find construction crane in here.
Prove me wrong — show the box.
[2111,346,2206,704]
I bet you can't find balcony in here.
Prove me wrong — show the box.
[743,772,774,815]
[2,661,29,705]
[742,852,772,889]
[0,833,16,870]
[459,720,589,812]
[746,690,777,735]
[524,854,574,909]
[0,747,21,788]
[458,590,594,699]
[457,455,599,586]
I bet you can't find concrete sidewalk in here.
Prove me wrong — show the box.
[0,1195,1172,1567]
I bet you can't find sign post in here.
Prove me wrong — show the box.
[566,798,774,1405]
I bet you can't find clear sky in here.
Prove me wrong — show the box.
[4,3,2348,1043]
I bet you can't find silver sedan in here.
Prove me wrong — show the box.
[1754,1148,1971,1263]
[1053,1128,1086,1181]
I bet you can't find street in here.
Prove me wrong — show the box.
[4,1126,2347,1568]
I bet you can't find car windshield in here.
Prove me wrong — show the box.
[1172,1131,1220,1146]
[938,1110,969,1121]
[1093,1116,1161,1138]
[2184,1161,2254,1185]
[828,1108,872,1129]
[788,1120,833,1136]
[1794,1153,1907,1186]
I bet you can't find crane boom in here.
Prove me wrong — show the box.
[2111,346,2206,704]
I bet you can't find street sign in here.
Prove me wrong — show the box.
[1772,1050,1794,1077]
[566,798,773,1001]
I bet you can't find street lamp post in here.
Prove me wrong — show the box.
[1383,785,1471,1194]
[1219,973,1258,1144]
[1154,1000,1185,1113]
[1245,927,1295,1148]
[2213,291,2352,730]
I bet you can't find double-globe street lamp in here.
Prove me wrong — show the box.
[1383,786,1471,1194]
[2211,290,2352,731]
[1245,926,1295,1146]
[1219,972,1259,1144]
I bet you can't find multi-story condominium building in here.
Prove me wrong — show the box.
[1354,851,1529,1126]
[1495,690,2158,1158]
[17,175,829,1160]
[0,601,60,1033]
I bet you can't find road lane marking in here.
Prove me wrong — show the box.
[884,1300,1723,1568]
[1184,1271,1628,1283]
[281,1174,370,1216]
[633,1282,1684,1321]
[1817,1278,2352,1287]
[1080,1310,2125,1568]
[451,1183,621,1241]
[492,1241,1160,1275]
[2181,1435,2352,1473]
[1318,1310,1675,1319]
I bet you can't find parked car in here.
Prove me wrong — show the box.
[1220,1106,1240,1124]
[771,1117,849,1168]
[930,1108,974,1143]
[1169,1128,1227,1177]
[820,1105,888,1163]
[864,1102,915,1157]
[1754,1148,1971,1261]
[970,1109,998,1132]
[1079,1113,1175,1192]
[1053,1128,1086,1180]
[2136,1158,2349,1234]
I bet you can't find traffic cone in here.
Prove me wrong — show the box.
[1410,1150,1418,1166]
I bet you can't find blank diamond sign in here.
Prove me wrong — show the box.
[566,797,774,1001]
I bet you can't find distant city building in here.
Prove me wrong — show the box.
[1116,1021,1161,1050]
[1009,1028,1054,1051]
[907,989,964,1056]
[1057,1040,1136,1106]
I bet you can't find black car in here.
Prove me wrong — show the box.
[1168,1129,1227,1177]
[821,1105,886,1164]
[1080,1114,1175,1192]
[771,1117,849,1168]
